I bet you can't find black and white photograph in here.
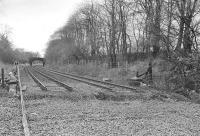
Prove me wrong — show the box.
[0,0,200,135]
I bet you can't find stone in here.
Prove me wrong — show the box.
[102,78,112,82]
[95,92,107,100]
[189,90,200,103]
[21,85,27,92]
[28,113,38,121]
[9,88,16,94]
[128,76,143,87]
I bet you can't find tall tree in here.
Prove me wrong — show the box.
[175,0,199,54]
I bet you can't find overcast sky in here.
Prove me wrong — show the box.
[0,0,83,56]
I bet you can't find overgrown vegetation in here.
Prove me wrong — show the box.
[0,32,39,64]
[45,0,200,98]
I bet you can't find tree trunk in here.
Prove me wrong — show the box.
[119,2,127,62]
[152,0,162,57]
[166,0,173,56]
[110,0,117,68]
[183,17,192,53]
[175,17,185,52]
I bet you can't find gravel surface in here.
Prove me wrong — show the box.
[19,67,200,136]
[0,91,23,136]
[26,99,200,136]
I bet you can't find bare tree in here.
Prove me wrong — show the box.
[175,0,199,54]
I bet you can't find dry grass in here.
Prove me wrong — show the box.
[0,61,14,77]
[46,59,200,103]
[49,63,104,77]
[48,59,171,89]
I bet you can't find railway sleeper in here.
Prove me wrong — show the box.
[34,67,113,91]
[32,68,73,91]
[26,68,48,91]
[37,67,138,92]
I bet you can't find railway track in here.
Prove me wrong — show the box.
[19,66,92,135]
[19,65,81,135]
[17,65,30,136]
[31,67,114,91]
[27,67,74,91]
[19,66,75,136]
[26,66,112,98]
[26,67,111,97]
[18,66,129,135]
[33,66,139,92]
[25,67,48,91]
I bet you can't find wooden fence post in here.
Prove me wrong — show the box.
[1,68,5,88]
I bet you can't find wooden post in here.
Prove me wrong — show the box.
[1,68,5,88]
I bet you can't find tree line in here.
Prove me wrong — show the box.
[45,0,200,68]
[0,32,39,64]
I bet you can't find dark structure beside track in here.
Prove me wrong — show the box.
[29,57,45,66]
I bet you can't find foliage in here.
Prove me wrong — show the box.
[45,0,200,64]
[0,33,39,64]
[44,0,200,96]
[0,34,15,63]
[167,53,200,93]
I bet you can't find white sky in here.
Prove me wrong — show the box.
[0,0,83,56]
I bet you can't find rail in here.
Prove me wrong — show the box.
[25,67,48,91]
[34,67,113,91]
[31,68,73,91]
[17,65,30,136]
[36,67,137,91]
